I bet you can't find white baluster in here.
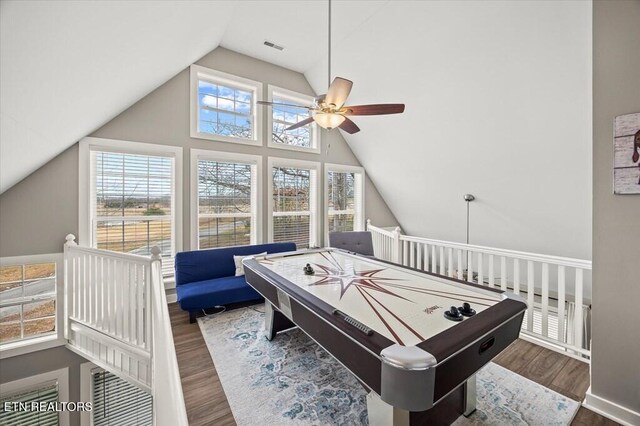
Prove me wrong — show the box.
[457,249,463,279]
[477,253,484,285]
[574,269,584,350]
[431,245,437,273]
[403,240,409,266]
[439,246,445,275]
[541,263,549,337]
[409,242,415,268]
[513,258,520,294]
[527,261,535,331]
[488,255,495,287]
[557,266,566,343]
[448,248,454,277]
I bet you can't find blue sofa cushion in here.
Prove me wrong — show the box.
[174,242,296,286]
[176,276,261,311]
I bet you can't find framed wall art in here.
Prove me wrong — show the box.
[614,112,640,194]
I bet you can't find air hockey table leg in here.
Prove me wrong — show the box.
[463,375,477,417]
[366,392,409,426]
[264,301,276,341]
[263,301,296,341]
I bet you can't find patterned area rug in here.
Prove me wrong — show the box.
[198,307,579,426]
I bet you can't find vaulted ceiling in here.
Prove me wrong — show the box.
[1,1,592,258]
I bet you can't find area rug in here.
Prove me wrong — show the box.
[198,307,579,426]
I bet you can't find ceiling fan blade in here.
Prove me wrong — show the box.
[339,117,360,134]
[257,100,313,109]
[325,77,353,109]
[343,104,405,116]
[285,117,315,131]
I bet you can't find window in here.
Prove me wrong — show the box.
[79,138,183,277]
[269,158,320,249]
[91,368,152,426]
[267,85,320,153]
[0,254,63,355]
[0,368,69,426]
[325,164,365,240]
[191,150,262,250]
[190,65,263,146]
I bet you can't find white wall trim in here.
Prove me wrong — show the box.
[267,157,321,247]
[583,387,640,426]
[78,137,183,256]
[80,362,97,426]
[190,148,263,250]
[190,65,263,146]
[0,367,70,426]
[266,84,320,154]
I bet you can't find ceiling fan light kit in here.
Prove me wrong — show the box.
[313,112,346,129]
[256,0,404,134]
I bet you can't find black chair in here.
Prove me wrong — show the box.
[328,231,375,257]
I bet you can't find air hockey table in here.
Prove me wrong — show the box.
[243,248,526,426]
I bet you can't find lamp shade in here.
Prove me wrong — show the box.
[313,112,345,129]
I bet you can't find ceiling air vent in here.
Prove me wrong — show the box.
[263,40,284,51]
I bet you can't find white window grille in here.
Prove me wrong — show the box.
[190,65,263,146]
[267,85,319,153]
[0,258,59,347]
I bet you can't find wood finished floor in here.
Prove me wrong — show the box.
[169,303,617,426]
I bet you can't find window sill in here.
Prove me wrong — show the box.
[190,130,263,146]
[267,140,321,154]
[0,334,65,359]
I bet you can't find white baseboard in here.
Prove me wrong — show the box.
[165,292,177,303]
[583,387,640,426]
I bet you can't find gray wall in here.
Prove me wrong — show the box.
[0,145,79,256]
[0,47,397,258]
[591,0,640,414]
[0,347,87,426]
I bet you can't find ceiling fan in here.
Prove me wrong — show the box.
[257,1,404,134]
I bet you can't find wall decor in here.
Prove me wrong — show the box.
[614,112,640,194]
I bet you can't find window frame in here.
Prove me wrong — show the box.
[268,157,321,248]
[0,253,65,359]
[267,85,320,154]
[78,137,183,277]
[0,367,69,426]
[190,149,263,250]
[324,163,366,244]
[190,65,264,146]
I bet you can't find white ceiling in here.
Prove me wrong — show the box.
[0,0,386,193]
[1,1,593,259]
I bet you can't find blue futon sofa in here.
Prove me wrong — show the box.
[175,243,296,323]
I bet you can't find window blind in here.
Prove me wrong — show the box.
[92,370,152,426]
[92,151,175,277]
[272,166,314,248]
[0,382,59,426]
[197,159,256,249]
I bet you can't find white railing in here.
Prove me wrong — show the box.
[64,235,187,425]
[367,220,592,360]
